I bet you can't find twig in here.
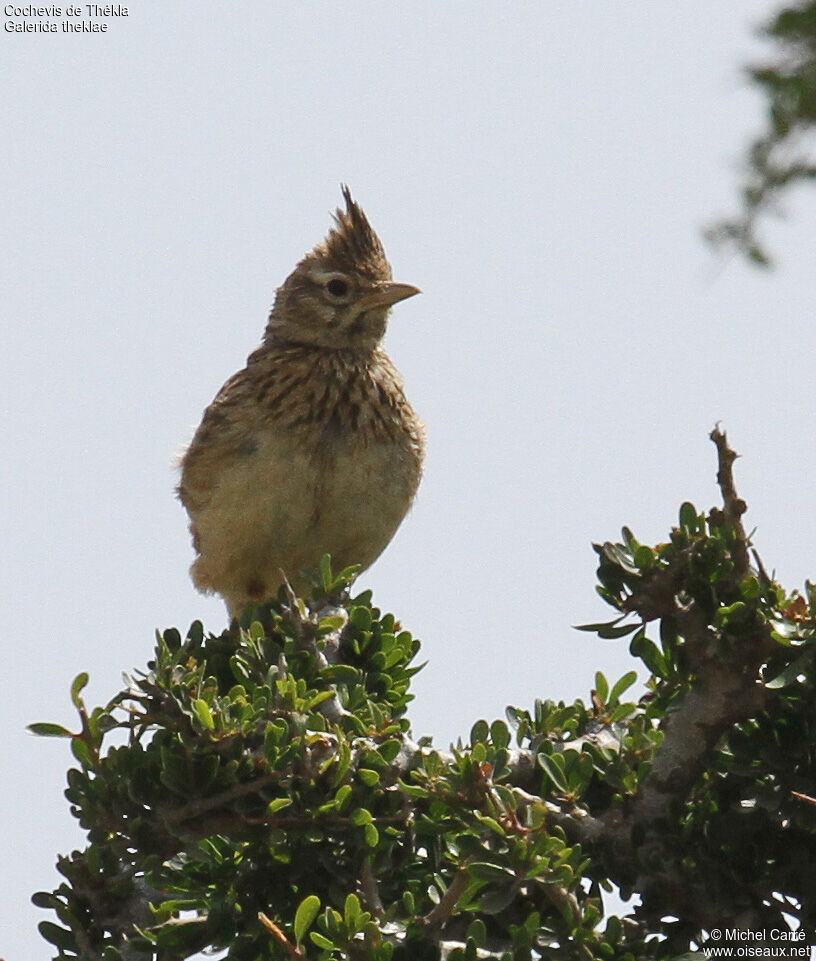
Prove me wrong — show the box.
[361,860,385,918]
[752,548,772,588]
[163,773,278,824]
[422,860,474,929]
[258,913,306,960]
[710,425,750,577]
[510,786,604,845]
[241,812,411,828]
[542,883,580,924]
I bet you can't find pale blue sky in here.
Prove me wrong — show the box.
[3,2,815,956]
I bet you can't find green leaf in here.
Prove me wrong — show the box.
[334,784,352,810]
[333,563,361,588]
[716,601,749,627]
[602,542,639,573]
[475,814,506,835]
[27,722,73,738]
[679,501,700,532]
[621,526,638,547]
[574,616,626,633]
[31,891,57,909]
[305,690,335,711]
[364,822,379,847]
[629,629,668,677]
[490,719,510,749]
[344,893,362,932]
[467,918,487,948]
[605,915,623,943]
[38,920,75,949]
[320,554,333,591]
[610,702,637,723]
[378,738,402,763]
[350,605,372,630]
[538,753,568,793]
[294,895,321,944]
[70,672,89,709]
[70,737,95,769]
[479,886,517,914]
[358,768,380,786]
[597,621,639,639]
[322,664,361,686]
[609,670,638,702]
[230,655,251,683]
[310,932,336,950]
[469,861,515,882]
[594,671,609,704]
[765,650,811,689]
[470,719,489,744]
[267,797,293,814]
[192,698,215,730]
[332,741,353,785]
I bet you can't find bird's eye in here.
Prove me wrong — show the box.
[325,278,350,299]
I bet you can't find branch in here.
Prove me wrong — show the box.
[542,883,580,925]
[627,660,768,831]
[361,860,385,918]
[258,912,306,961]
[422,860,474,930]
[600,428,776,925]
[161,773,278,825]
[710,425,750,578]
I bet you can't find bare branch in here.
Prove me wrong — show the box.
[710,425,750,577]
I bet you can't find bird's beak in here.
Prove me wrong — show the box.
[360,282,421,310]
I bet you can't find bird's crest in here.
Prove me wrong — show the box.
[308,186,392,280]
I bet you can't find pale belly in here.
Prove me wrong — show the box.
[191,430,421,612]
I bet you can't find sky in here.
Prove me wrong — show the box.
[3,2,816,957]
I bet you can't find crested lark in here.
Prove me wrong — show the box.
[178,188,425,617]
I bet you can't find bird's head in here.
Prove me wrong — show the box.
[265,186,419,351]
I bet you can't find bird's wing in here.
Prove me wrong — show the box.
[177,361,265,515]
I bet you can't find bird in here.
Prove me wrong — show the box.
[178,187,425,618]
